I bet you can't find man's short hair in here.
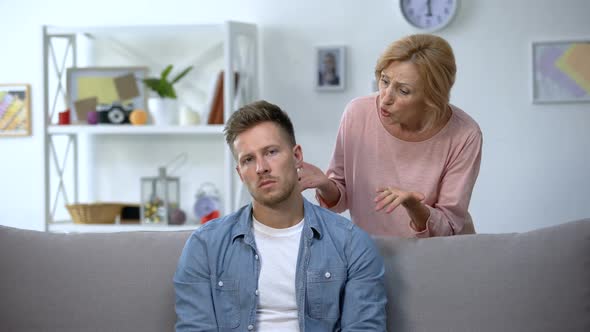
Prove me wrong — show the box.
[224,100,297,154]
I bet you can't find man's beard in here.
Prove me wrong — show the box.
[250,177,297,207]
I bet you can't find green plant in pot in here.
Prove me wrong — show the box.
[144,64,193,125]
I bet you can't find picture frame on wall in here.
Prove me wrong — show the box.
[532,40,590,104]
[67,67,148,121]
[315,46,346,91]
[0,84,31,137]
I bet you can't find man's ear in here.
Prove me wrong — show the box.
[293,144,303,169]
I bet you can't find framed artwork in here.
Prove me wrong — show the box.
[67,67,148,121]
[315,46,346,91]
[532,40,590,103]
[0,84,31,137]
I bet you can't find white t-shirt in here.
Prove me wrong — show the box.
[252,216,303,332]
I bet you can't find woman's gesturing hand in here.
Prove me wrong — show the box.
[374,186,425,214]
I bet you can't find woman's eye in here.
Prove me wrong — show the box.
[380,78,389,85]
[400,89,409,95]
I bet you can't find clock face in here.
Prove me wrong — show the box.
[400,0,458,31]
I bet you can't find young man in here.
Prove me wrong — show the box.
[174,100,386,331]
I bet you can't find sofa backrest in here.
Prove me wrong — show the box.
[0,227,190,332]
[1,219,589,332]
[374,218,590,332]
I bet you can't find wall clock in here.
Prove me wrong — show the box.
[400,0,458,31]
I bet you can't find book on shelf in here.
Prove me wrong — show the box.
[207,71,240,125]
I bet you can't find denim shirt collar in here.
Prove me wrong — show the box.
[230,197,323,243]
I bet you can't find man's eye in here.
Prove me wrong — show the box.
[242,157,252,165]
[400,89,409,95]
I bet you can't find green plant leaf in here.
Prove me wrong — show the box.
[162,84,177,99]
[143,78,166,97]
[161,65,173,80]
[143,64,189,99]
[171,66,193,84]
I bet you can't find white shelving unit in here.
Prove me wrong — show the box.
[42,21,258,233]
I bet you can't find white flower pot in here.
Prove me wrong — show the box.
[148,98,178,125]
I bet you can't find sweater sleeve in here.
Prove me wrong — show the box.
[416,129,483,238]
[316,108,349,213]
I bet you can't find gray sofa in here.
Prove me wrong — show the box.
[1,219,588,332]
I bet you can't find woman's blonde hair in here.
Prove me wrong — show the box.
[375,34,456,130]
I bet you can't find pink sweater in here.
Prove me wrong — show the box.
[318,94,482,238]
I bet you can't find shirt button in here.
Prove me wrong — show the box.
[325,272,331,279]
[218,281,223,287]
[255,289,259,296]
[247,324,254,330]
[254,255,259,260]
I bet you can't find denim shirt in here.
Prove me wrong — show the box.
[174,198,386,331]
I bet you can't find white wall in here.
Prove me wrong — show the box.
[1,0,588,232]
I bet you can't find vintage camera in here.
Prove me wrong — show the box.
[97,102,134,124]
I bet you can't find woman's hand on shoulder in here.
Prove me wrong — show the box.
[298,161,330,191]
[374,186,425,213]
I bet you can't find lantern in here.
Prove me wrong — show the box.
[140,167,180,224]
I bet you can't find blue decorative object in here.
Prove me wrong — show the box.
[193,183,221,220]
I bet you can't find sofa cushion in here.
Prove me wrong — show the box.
[0,227,192,332]
[374,218,590,332]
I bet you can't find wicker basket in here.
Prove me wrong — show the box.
[66,203,125,224]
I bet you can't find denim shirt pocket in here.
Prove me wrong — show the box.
[306,267,347,320]
[213,278,240,328]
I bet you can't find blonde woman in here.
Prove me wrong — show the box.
[299,34,482,238]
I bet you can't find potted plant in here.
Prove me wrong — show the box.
[144,64,193,125]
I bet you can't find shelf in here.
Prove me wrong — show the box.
[45,23,223,35]
[43,21,258,231]
[48,124,224,135]
[49,222,201,233]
